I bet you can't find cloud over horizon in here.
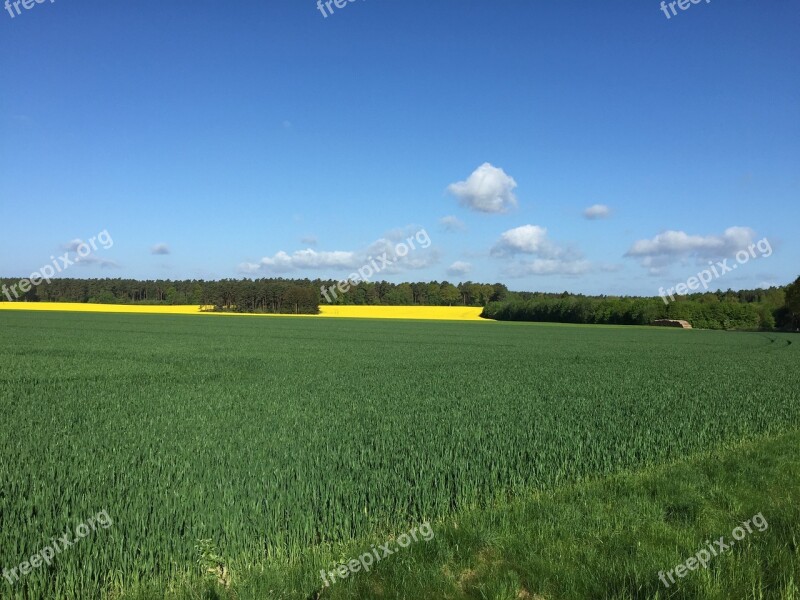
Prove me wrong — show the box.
[447,261,472,277]
[239,228,439,276]
[625,226,758,274]
[62,239,119,268]
[491,224,589,276]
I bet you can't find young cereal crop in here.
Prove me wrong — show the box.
[0,310,797,598]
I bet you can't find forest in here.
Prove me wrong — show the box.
[483,277,800,331]
[1,276,797,329]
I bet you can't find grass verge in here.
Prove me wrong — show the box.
[119,428,800,600]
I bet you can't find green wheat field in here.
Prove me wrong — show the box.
[0,310,798,599]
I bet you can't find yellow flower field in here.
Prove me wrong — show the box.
[0,302,486,321]
[317,305,484,320]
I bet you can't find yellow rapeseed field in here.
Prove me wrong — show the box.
[0,302,486,321]
[0,302,211,315]
[318,305,484,321]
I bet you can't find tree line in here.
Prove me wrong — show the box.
[0,277,510,314]
[481,277,800,331]
[2,275,797,329]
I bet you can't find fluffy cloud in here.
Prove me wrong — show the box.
[150,243,170,255]
[447,163,518,213]
[439,215,466,232]
[491,225,574,259]
[506,259,591,276]
[239,249,358,274]
[362,229,439,273]
[583,204,610,220]
[491,224,588,276]
[625,226,757,274]
[446,261,472,277]
[239,228,438,275]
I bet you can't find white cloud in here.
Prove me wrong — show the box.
[151,243,170,255]
[239,227,438,276]
[447,261,472,277]
[625,226,757,274]
[439,215,466,232]
[583,204,611,220]
[507,259,591,276]
[491,225,563,258]
[491,224,589,276]
[627,227,755,257]
[240,249,358,274]
[361,229,439,273]
[447,163,518,213]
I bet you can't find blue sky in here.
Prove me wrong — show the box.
[1,0,798,295]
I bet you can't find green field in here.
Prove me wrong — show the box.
[0,311,798,599]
